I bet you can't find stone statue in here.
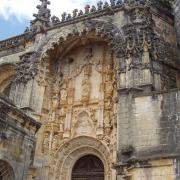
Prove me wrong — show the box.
[82,76,90,102]
[51,134,58,151]
[60,88,67,102]
[43,132,50,154]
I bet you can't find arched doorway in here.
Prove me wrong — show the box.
[72,155,104,180]
[0,160,15,180]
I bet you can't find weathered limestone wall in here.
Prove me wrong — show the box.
[117,89,180,179]
[0,94,41,180]
[172,0,180,47]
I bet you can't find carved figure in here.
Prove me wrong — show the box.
[60,88,67,102]
[110,0,116,7]
[51,135,58,151]
[75,112,93,136]
[85,5,90,14]
[97,1,103,10]
[103,2,109,9]
[78,10,84,16]
[43,132,50,154]
[66,14,72,20]
[116,0,123,5]
[73,9,78,17]
[51,16,60,24]
[82,76,90,102]
[52,94,59,109]
[61,12,67,22]
[91,6,96,12]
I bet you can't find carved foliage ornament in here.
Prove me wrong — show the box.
[15,2,178,84]
[14,52,39,83]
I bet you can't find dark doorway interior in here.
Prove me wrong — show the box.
[72,155,104,180]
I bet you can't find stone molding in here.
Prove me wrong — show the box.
[50,136,112,180]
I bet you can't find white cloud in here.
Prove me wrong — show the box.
[0,0,105,22]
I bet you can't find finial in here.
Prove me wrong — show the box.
[85,5,91,14]
[24,27,30,33]
[91,5,97,13]
[116,0,123,6]
[61,12,67,22]
[31,0,51,31]
[78,10,84,16]
[73,9,78,17]
[33,0,51,22]
[97,1,103,10]
[51,16,60,25]
[66,14,72,20]
[110,0,116,7]
[103,2,110,9]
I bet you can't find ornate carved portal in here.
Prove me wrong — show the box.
[72,155,104,180]
[40,37,117,180]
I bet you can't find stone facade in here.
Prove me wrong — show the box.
[0,94,41,180]
[171,0,180,47]
[0,0,180,180]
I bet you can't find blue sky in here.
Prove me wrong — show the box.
[0,16,29,40]
[0,0,105,41]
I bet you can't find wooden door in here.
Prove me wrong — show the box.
[72,155,104,180]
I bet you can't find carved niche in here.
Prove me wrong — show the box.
[73,111,94,137]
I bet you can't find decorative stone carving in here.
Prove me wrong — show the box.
[43,132,50,154]
[15,52,39,83]
[51,134,58,152]
[60,83,68,103]
[97,1,103,10]
[81,66,91,103]
[52,136,112,180]
[61,12,67,22]
[74,112,93,136]
[51,16,60,25]
[31,0,51,31]
[73,9,78,17]
[104,65,114,99]
[36,57,49,86]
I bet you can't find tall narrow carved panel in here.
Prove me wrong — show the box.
[40,41,117,180]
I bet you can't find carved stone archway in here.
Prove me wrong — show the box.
[0,160,15,180]
[52,136,112,180]
[72,155,104,180]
